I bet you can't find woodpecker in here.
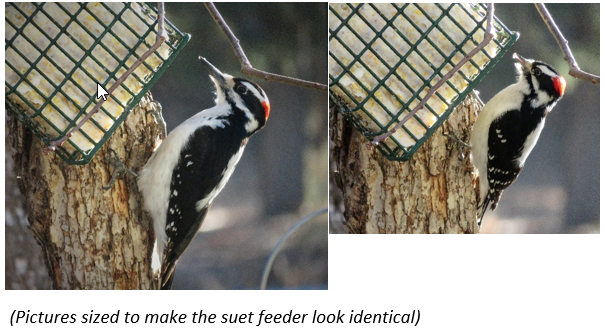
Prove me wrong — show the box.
[138,57,270,289]
[470,53,566,227]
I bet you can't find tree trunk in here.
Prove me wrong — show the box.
[5,122,52,289]
[330,93,481,234]
[6,93,162,289]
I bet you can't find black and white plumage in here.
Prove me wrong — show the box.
[138,57,270,289]
[470,53,566,227]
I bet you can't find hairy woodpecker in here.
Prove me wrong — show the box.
[138,57,270,289]
[470,53,566,227]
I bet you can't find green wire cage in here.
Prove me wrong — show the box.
[329,3,519,161]
[5,2,190,165]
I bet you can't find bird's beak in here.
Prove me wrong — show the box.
[199,56,230,89]
[512,53,533,73]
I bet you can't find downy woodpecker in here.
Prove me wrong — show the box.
[138,57,270,289]
[470,53,565,227]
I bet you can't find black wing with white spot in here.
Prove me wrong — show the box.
[163,123,248,270]
[485,98,549,212]
[485,110,525,211]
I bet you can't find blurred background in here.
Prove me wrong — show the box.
[151,3,328,288]
[5,3,328,289]
[473,3,599,233]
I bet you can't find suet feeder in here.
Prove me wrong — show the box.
[329,3,519,161]
[5,2,190,164]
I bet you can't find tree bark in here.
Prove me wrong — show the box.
[330,93,481,234]
[6,93,162,289]
[5,122,52,289]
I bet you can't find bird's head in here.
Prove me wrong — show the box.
[513,53,566,99]
[199,56,270,134]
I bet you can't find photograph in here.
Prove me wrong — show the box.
[5,2,328,290]
[329,3,599,234]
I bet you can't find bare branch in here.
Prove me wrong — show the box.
[535,3,599,84]
[204,2,328,91]
[48,3,169,151]
[370,4,496,146]
[241,66,328,90]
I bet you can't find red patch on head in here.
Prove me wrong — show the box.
[262,101,270,120]
[553,76,566,96]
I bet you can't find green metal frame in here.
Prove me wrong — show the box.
[329,3,519,161]
[5,2,190,165]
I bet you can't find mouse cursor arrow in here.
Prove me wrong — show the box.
[97,83,109,101]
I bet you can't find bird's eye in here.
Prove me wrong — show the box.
[236,85,248,94]
[532,68,542,76]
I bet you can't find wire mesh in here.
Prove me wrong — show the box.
[5,2,190,165]
[329,3,519,161]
